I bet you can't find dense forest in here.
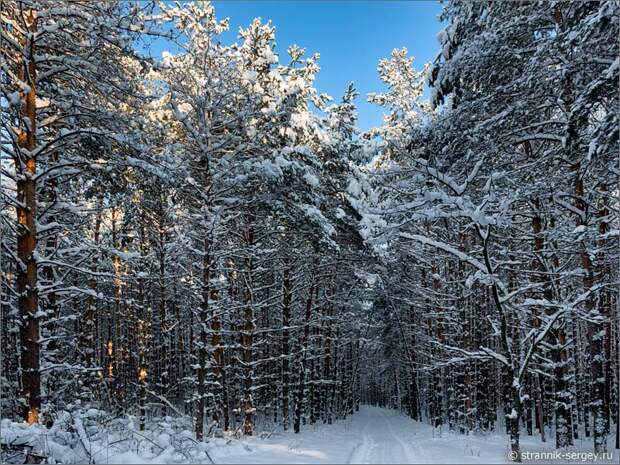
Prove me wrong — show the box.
[1,1,618,463]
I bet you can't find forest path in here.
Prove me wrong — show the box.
[347,407,419,464]
[208,405,618,464]
[210,405,496,464]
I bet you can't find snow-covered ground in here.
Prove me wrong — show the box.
[209,407,618,464]
[2,406,617,464]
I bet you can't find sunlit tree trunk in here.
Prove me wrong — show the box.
[15,9,40,424]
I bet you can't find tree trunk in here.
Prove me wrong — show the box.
[158,205,167,415]
[281,261,291,429]
[242,217,255,436]
[83,198,103,374]
[575,170,607,453]
[294,265,316,434]
[210,286,223,427]
[15,9,40,424]
[196,236,210,441]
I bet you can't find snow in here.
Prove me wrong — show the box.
[572,225,587,234]
[204,408,620,464]
[3,407,616,464]
[303,172,320,188]
[299,203,335,237]
[347,178,361,197]
[243,70,258,82]
[7,91,21,105]
[262,47,278,65]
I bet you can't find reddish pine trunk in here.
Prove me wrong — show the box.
[210,286,224,427]
[15,9,40,424]
[529,194,547,443]
[574,170,606,453]
[83,197,103,372]
[242,217,255,436]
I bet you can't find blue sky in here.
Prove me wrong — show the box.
[150,1,444,131]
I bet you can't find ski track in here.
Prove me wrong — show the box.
[348,408,414,464]
[212,406,457,464]
[211,406,619,465]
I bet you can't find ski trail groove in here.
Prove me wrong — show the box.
[348,408,416,464]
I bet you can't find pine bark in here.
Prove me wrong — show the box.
[15,9,40,424]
